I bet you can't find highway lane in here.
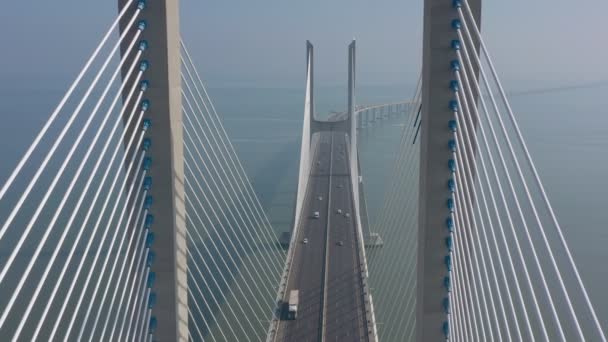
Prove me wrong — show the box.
[275,132,331,342]
[325,133,367,342]
[275,131,368,342]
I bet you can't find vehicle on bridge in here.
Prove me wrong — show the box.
[287,289,299,320]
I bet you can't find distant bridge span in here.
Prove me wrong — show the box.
[268,41,378,342]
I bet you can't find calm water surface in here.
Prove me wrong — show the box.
[0,80,606,339]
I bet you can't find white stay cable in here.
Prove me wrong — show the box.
[185,231,250,341]
[184,214,242,342]
[180,41,276,236]
[46,135,146,341]
[2,54,144,339]
[451,101,526,341]
[183,157,273,317]
[457,45,562,339]
[182,70,282,270]
[188,306,208,342]
[123,265,151,341]
[369,144,419,312]
[89,190,148,341]
[371,115,419,250]
[184,212,244,341]
[188,292,218,342]
[182,259,221,342]
[373,82,421,236]
[30,104,146,341]
[373,76,421,234]
[452,116,510,341]
[367,94,420,272]
[184,198,257,341]
[181,88,282,278]
[0,0,136,204]
[377,212,418,341]
[461,3,606,337]
[451,105,500,340]
[184,172,269,336]
[180,41,281,246]
[453,148,489,341]
[136,294,152,341]
[64,155,148,341]
[451,209,470,342]
[375,98,421,244]
[105,213,149,342]
[459,9,589,340]
[369,164,417,311]
[452,181,478,341]
[0,8,143,243]
[374,173,418,316]
[369,129,419,276]
[455,87,541,340]
[0,31,143,291]
[457,26,566,340]
[182,127,277,304]
[180,70,283,275]
[180,65,284,268]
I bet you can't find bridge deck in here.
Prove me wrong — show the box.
[275,131,368,342]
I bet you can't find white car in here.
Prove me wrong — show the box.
[303,238,309,244]
[313,211,320,218]
[345,213,350,218]
[337,209,342,214]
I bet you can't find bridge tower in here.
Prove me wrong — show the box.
[417,0,481,340]
[118,1,188,341]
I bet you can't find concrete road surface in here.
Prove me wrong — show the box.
[274,131,368,342]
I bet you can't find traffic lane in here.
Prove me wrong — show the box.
[276,132,331,342]
[325,132,367,341]
[278,133,328,340]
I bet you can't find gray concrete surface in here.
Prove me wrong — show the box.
[117,1,188,341]
[274,131,368,342]
[417,0,481,340]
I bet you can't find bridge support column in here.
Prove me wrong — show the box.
[118,0,188,340]
[417,0,481,340]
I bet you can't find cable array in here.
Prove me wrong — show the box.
[180,40,286,341]
[0,1,159,340]
[365,76,421,342]
[441,1,607,340]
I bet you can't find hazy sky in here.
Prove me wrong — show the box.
[0,0,607,88]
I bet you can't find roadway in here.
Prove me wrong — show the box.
[274,130,368,342]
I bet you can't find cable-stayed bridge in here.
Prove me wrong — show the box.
[0,0,606,341]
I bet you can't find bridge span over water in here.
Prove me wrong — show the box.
[0,0,607,341]
[269,41,377,342]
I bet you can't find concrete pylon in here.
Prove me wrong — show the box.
[118,1,188,341]
[417,0,482,341]
[292,41,314,235]
[348,40,359,209]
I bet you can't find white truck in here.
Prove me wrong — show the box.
[287,289,299,320]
